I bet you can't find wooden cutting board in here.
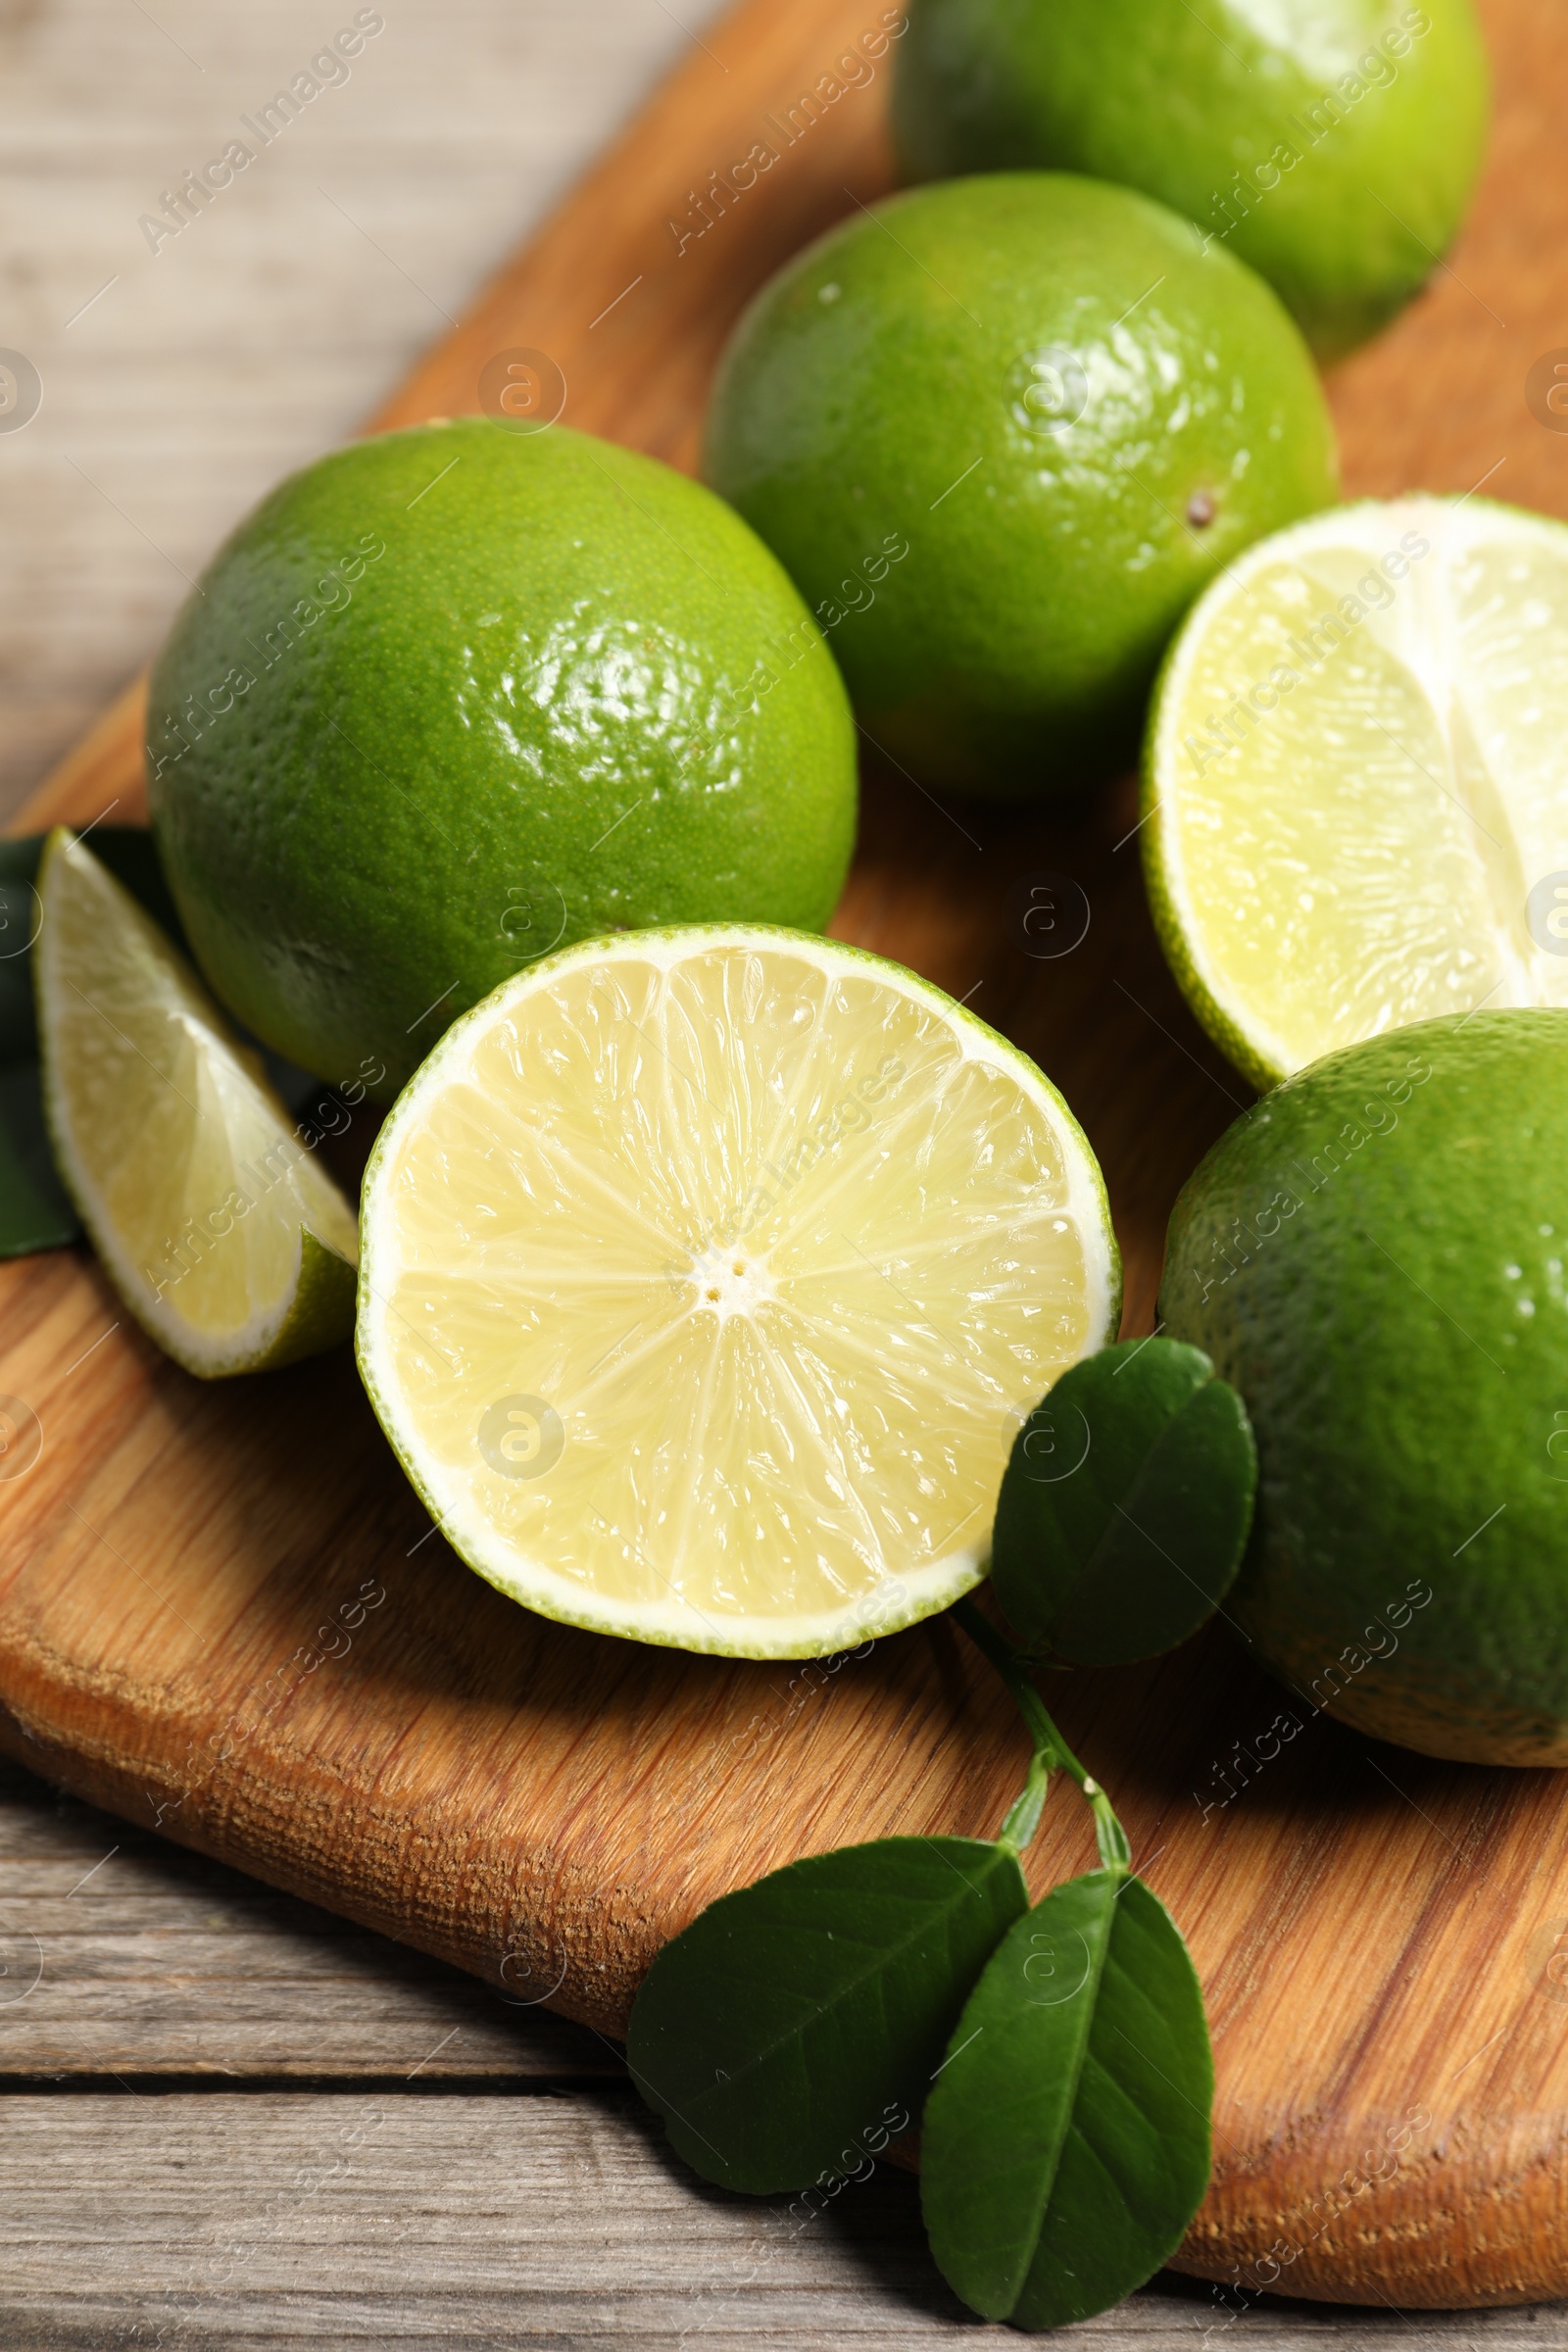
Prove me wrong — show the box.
[5,0,1567,2313]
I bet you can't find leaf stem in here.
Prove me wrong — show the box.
[996,1745,1050,1854]
[954,1595,1131,1873]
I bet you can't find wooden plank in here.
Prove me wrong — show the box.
[0,2090,1559,2349]
[12,0,900,838]
[0,0,728,822]
[7,1015,1568,2315]
[17,0,1566,844]
[1,0,1566,2317]
[22,1752,1541,2347]
[0,1754,617,2082]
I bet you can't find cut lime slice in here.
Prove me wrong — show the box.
[36,828,358,1376]
[1144,495,1568,1091]
[358,926,1119,1658]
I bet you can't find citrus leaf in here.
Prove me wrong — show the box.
[0,882,39,1065]
[0,828,190,941]
[921,1871,1211,2328]
[0,838,46,1064]
[991,1338,1255,1665]
[93,827,189,947]
[627,1837,1028,2193]
[0,1060,79,1254]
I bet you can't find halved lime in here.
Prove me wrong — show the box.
[36,829,358,1376]
[1144,496,1568,1091]
[357,927,1119,1658]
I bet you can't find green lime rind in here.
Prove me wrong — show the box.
[892,0,1491,360]
[1162,1012,1568,1766]
[147,419,858,1102]
[704,172,1337,799]
[238,1228,358,1377]
[356,921,1122,1660]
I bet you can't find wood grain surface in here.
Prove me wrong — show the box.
[2,0,1566,2318]
[3,2094,1563,2352]
[0,0,726,822]
[0,1754,613,2085]
[7,2088,1552,2352]
[6,1752,1565,2348]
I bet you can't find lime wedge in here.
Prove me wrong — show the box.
[36,828,358,1376]
[358,927,1119,1658]
[1144,495,1568,1090]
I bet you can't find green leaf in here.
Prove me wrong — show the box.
[627,1837,1028,2193]
[0,1061,79,1254]
[990,1338,1256,1665]
[91,826,188,948]
[0,837,42,888]
[921,1871,1211,2328]
[0,882,40,1065]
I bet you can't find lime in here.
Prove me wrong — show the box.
[147,419,857,1102]
[1144,496,1568,1094]
[357,925,1120,1657]
[1163,1014,1568,1766]
[36,829,358,1378]
[704,173,1337,797]
[892,0,1490,359]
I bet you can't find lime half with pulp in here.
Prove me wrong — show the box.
[357,926,1120,1657]
[1145,496,1568,1091]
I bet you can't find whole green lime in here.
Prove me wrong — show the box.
[1163,1015,1568,1767]
[892,0,1490,360]
[147,419,857,1100]
[703,174,1337,797]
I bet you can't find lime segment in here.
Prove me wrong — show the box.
[36,829,358,1377]
[357,927,1120,1658]
[1145,496,1568,1091]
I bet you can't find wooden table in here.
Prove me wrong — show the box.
[1,1748,1562,2348]
[4,0,1568,2342]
